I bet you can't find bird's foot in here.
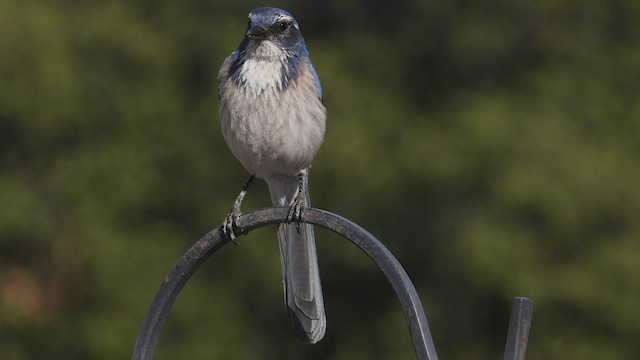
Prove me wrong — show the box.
[222,175,255,243]
[222,203,241,244]
[287,188,306,233]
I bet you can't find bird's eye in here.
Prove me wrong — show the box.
[247,19,252,28]
[278,21,290,32]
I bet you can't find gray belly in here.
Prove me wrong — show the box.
[219,85,326,178]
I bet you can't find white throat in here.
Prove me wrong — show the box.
[239,40,288,95]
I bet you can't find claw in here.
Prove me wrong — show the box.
[287,182,306,233]
[222,205,241,244]
[222,175,255,244]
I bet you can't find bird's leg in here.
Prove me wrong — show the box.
[223,175,255,242]
[287,171,307,232]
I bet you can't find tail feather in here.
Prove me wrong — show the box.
[267,174,326,344]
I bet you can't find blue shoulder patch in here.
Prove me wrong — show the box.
[307,62,323,102]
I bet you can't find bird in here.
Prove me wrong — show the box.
[217,7,327,344]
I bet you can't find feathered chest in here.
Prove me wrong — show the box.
[218,43,326,176]
[237,58,286,96]
[231,41,303,98]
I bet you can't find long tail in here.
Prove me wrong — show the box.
[266,174,326,344]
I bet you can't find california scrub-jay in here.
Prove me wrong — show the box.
[217,7,327,344]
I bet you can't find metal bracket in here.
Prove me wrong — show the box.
[131,207,532,360]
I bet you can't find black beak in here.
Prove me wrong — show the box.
[247,24,268,39]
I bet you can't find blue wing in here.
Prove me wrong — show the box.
[307,62,323,103]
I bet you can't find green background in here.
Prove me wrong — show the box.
[1,0,639,359]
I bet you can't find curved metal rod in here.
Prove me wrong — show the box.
[132,207,439,360]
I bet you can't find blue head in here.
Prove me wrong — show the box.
[243,7,308,56]
[228,7,321,97]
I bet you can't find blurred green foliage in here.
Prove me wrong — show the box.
[1,0,639,359]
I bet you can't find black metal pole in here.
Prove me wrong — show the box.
[503,297,534,360]
[132,207,439,360]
